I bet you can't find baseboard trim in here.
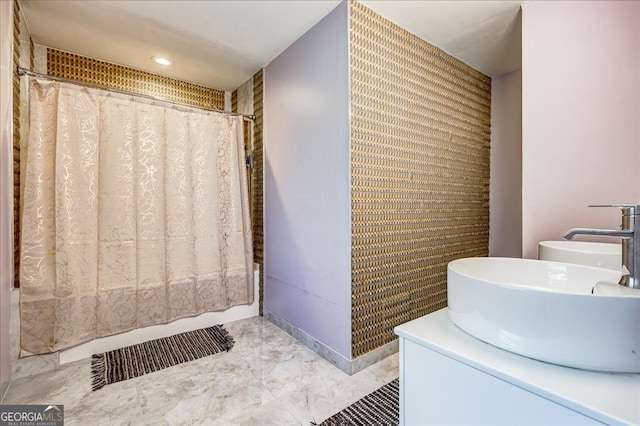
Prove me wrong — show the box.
[263,309,398,375]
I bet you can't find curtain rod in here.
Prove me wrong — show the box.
[16,67,256,121]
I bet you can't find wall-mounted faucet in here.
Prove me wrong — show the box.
[563,204,639,289]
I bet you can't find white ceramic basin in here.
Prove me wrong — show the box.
[447,257,640,373]
[538,240,621,271]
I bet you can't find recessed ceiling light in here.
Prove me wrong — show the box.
[152,56,173,66]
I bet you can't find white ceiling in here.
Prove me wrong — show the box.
[20,0,523,92]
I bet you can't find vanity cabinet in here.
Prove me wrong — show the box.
[395,309,640,426]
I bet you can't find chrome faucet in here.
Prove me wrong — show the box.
[563,204,640,289]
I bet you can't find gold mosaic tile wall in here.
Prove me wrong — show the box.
[12,1,21,287]
[252,69,265,315]
[231,88,238,113]
[47,49,225,110]
[350,2,491,358]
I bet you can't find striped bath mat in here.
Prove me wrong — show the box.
[314,378,399,425]
[91,325,234,390]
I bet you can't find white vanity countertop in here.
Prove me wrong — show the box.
[395,309,640,425]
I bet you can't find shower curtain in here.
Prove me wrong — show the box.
[20,78,253,356]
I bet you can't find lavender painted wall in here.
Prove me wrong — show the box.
[522,1,640,259]
[264,2,351,358]
[1,0,14,396]
[490,70,522,258]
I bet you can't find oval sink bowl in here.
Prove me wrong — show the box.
[447,257,640,373]
[538,240,621,270]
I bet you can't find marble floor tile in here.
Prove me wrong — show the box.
[365,352,400,384]
[214,399,302,426]
[224,316,298,356]
[279,369,388,425]
[246,340,350,399]
[1,316,399,425]
[1,358,92,406]
[64,384,144,426]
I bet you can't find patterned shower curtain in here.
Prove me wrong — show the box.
[20,78,253,356]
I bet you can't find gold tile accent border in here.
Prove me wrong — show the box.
[350,1,491,358]
[252,69,265,315]
[47,49,225,110]
[13,0,21,287]
[29,36,34,70]
[231,88,238,114]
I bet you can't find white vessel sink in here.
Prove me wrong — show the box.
[538,240,621,270]
[447,257,640,373]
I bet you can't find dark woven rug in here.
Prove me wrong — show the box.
[91,325,234,390]
[314,378,399,426]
